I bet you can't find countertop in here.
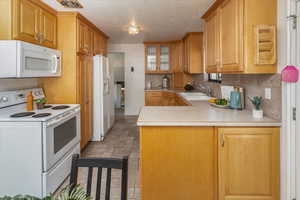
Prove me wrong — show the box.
[138,90,281,127]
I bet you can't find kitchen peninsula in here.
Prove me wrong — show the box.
[137,92,281,200]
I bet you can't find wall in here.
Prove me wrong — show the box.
[108,44,145,116]
[108,53,125,82]
[0,79,39,91]
[192,74,282,120]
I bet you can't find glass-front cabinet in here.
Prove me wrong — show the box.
[145,44,171,73]
[146,46,157,72]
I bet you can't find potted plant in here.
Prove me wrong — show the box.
[35,98,47,109]
[1,185,91,200]
[248,96,263,118]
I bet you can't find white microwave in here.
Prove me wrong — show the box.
[0,40,61,78]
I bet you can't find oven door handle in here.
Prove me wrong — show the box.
[45,109,80,127]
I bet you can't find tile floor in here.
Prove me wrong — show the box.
[56,110,140,200]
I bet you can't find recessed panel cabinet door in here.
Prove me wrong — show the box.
[78,55,93,149]
[40,9,57,48]
[13,0,40,43]
[219,0,244,72]
[205,11,219,73]
[218,127,280,200]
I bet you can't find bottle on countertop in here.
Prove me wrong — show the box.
[27,91,33,111]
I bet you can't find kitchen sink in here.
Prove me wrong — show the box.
[179,92,213,101]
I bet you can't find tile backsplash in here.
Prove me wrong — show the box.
[145,74,172,88]
[192,74,282,120]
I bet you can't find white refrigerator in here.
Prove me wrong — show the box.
[93,55,115,141]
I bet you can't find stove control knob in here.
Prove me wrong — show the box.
[0,97,8,103]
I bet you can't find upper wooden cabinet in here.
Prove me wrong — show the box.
[202,0,277,73]
[205,11,219,73]
[145,43,171,74]
[182,33,204,74]
[40,9,57,48]
[0,0,57,48]
[218,127,279,200]
[78,20,94,55]
[94,31,108,56]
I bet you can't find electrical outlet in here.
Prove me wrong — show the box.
[265,88,272,100]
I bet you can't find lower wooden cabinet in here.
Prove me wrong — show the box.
[139,126,280,200]
[218,127,280,200]
[140,126,217,200]
[145,91,189,106]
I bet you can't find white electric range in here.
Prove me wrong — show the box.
[0,88,81,197]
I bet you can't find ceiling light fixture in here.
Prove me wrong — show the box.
[128,24,141,35]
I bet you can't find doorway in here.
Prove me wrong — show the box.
[108,53,125,119]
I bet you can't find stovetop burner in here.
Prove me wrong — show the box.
[10,112,36,118]
[52,105,70,110]
[32,113,52,118]
[42,105,53,109]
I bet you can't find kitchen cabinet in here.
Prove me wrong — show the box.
[171,41,193,89]
[139,126,280,200]
[140,126,217,200]
[40,9,57,48]
[182,33,203,74]
[40,12,109,149]
[219,0,243,72]
[0,0,57,49]
[144,91,190,106]
[78,54,93,148]
[218,127,279,200]
[78,20,93,55]
[202,0,277,73]
[145,91,162,106]
[145,43,171,74]
[94,31,108,56]
[204,10,219,73]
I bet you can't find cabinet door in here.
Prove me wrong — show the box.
[159,45,171,72]
[78,55,93,149]
[205,11,219,73]
[140,127,216,200]
[13,0,40,44]
[219,0,244,72]
[94,32,102,55]
[218,127,280,200]
[78,20,89,54]
[186,34,203,74]
[40,9,57,48]
[145,45,158,72]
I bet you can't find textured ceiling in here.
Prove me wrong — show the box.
[42,0,215,44]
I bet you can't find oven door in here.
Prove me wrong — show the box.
[42,108,80,171]
[19,44,61,78]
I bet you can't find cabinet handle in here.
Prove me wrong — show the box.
[221,133,225,147]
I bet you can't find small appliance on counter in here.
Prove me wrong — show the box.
[229,87,245,110]
[0,88,80,197]
[162,75,170,89]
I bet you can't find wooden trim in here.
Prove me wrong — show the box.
[183,32,202,39]
[202,0,225,19]
[31,0,57,15]
[58,11,109,39]
[144,40,181,44]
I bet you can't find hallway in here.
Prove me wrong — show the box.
[57,113,140,200]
